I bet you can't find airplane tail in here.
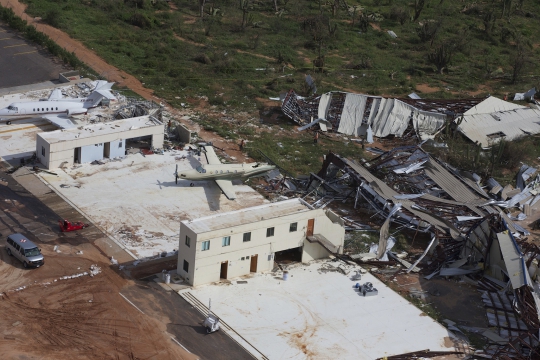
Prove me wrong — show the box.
[86,81,116,107]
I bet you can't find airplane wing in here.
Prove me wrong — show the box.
[201,145,222,165]
[214,179,236,200]
[43,114,76,129]
[48,88,63,100]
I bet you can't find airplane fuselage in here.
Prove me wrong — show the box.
[179,162,275,182]
[0,99,92,119]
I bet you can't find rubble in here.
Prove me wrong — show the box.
[282,90,540,148]
[253,143,540,358]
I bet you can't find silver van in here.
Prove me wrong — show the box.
[6,233,44,268]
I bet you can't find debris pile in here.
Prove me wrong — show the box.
[300,146,540,359]
[282,90,540,147]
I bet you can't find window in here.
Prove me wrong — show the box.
[201,240,210,251]
[46,108,49,111]
[222,236,230,247]
[289,222,298,232]
[243,232,251,242]
[183,260,189,272]
[33,108,35,112]
[266,227,275,237]
[41,146,45,156]
[185,235,190,247]
[119,141,122,148]
[42,108,44,111]
[55,107,58,110]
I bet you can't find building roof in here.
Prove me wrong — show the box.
[458,107,540,147]
[38,115,162,143]
[463,96,524,115]
[182,198,311,233]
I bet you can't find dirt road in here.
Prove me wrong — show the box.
[0,170,196,359]
[0,0,154,100]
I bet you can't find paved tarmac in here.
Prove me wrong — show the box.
[122,279,255,360]
[0,23,67,89]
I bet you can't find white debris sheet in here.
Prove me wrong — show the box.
[187,262,455,360]
[39,150,267,259]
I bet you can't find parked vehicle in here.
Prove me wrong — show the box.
[5,233,44,268]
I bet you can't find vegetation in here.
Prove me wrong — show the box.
[195,111,363,175]
[426,133,540,186]
[4,0,540,177]
[14,0,540,103]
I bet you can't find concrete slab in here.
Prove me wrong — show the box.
[187,261,458,360]
[39,151,268,259]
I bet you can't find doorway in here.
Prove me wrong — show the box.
[104,142,111,158]
[275,247,302,263]
[74,147,80,164]
[220,261,228,279]
[307,219,314,236]
[250,254,258,272]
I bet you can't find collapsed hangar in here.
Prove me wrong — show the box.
[36,116,164,169]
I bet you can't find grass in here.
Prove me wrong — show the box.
[4,0,540,177]
[15,0,540,104]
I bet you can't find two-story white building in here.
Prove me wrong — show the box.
[177,198,345,286]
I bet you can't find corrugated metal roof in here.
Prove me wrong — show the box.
[423,158,486,203]
[342,158,461,237]
[458,108,540,147]
[464,96,524,115]
[497,231,528,289]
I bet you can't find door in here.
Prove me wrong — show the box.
[74,147,81,164]
[104,142,111,158]
[307,219,314,237]
[250,254,258,272]
[220,261,228,279]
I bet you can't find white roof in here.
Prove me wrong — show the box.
[183,198,311,233]
[457,106,540,147]
[464,96,525,115]
[38,116,162,143]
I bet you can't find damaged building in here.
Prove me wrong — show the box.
[305,146,540,359]
[177,198,345,287]
[282,90,540,147]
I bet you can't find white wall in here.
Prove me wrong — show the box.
[80,143,104,163]
[36,135,50,168]
[36,122,164,169]
[108,139,125,158]
[178,207,345,286]
[177,224,198,284]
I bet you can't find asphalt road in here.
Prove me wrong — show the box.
[122,279,255,360]
[0,23,67,89]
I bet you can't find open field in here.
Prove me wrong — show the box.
[8,0,540,104]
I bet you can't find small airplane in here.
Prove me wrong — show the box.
[0,81,116,129]
[174,144,276,200]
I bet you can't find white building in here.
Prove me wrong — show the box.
[36,116,164,169]
[177,198,345,286]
